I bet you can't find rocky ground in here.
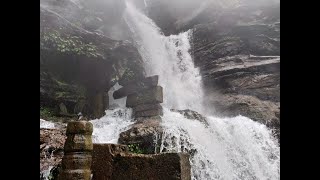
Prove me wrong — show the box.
[40,124,66,179]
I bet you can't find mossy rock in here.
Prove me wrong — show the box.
[127,144,148,154]
[40,30,101,58]
[40,5,144,119]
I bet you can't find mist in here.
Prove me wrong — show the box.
[40,0,280,40]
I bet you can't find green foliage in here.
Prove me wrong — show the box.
[120,68,137,82]
[127,144,147,154]
[40,30,100,58]
[40,107,54,118]
[53,78,68,86]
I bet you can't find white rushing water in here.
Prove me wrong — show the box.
[90,83,134,143]
[124,1,205,113]
[160,108,279,180]
[90,107,134,144]
[40,119,56,129]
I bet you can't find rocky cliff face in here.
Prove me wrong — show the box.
[143,0,280,141]
[191,4,280,141]
[40,0,145,120]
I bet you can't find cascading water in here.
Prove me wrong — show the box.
[124,1,205,113]
[90,83,135,143]
[90,107,134,143]
[122,1,280,179]
[160,109,280,179]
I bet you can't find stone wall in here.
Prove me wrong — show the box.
[92,144,191,180]
[115,75,164,154]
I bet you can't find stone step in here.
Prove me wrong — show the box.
[126,86,163,107]
[92,144,191,180]
[92,144,129,180]
[133,103,162,112]
[135,115,162,122]
[113,75,159,99]
[134,106,163,117]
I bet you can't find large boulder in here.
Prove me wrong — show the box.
[171,109,208,127]
[119,117,163,154]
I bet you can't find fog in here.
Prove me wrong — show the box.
[40,0,279,39]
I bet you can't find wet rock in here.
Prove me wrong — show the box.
[91,144,129,180]
[112,153,191,180]
[133,103,162,112]
[126,86,163,107]
[59,103,68,114]
[40,128,66,178]
[135,115,162,122]
[59,121,93,180]
[66,121,93,134]
[92,143,191,180]
[200,55,280,101]
[135,107,163,118]
[64,121,93,152]
[193,24,280,68]
[171,109,208,126]
[209,93,280,142]
[119,119,163,154]
[114,75,159,99]
[192,18,280,142]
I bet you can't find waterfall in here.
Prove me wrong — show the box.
[124,1,205,113]
[160,108,280,179]
[122,1,280,179]
[56,1,280,179]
